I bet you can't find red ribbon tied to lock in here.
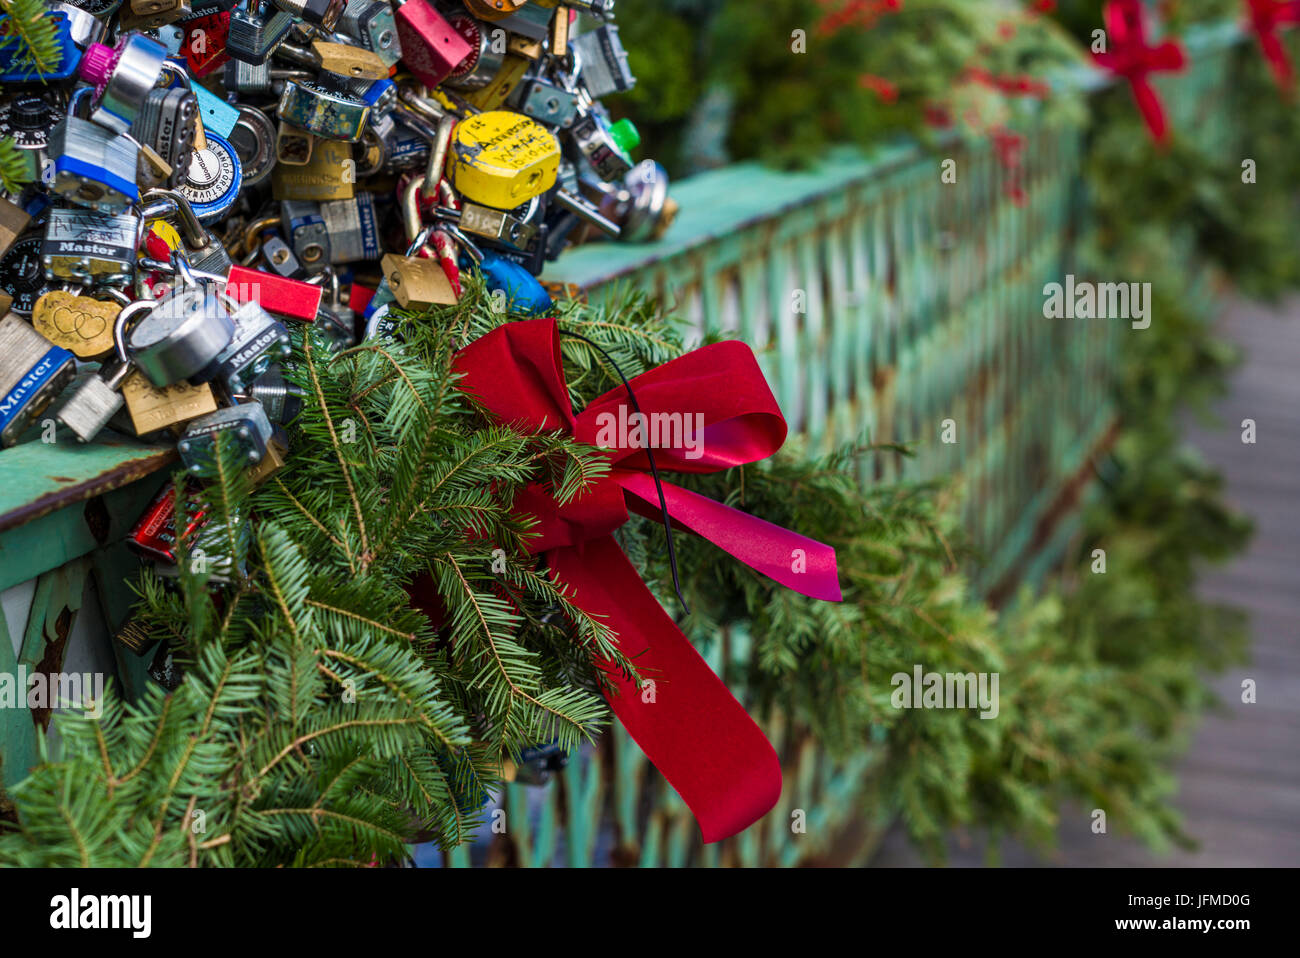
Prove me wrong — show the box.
[1092,0,1186,143]
[451,318,841,842]
[1245,0,1300,90]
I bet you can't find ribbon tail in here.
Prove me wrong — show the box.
[1130,76,1169,142]
[619,473,843,602]
[1259,31,1295,89]
[550,536,782,843]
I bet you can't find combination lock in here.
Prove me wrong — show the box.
[0,233,55,315]
[0,94,65,153]
[179,131,243,222]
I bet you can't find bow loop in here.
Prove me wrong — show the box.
[1093,0,1186,143]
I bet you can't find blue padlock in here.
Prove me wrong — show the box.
[473,251,553,316]
[0,12,81,82]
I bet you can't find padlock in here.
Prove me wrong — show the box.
[183,10,232,77]
[120,0,193,29]
[56,354,136,442]
[381,253,458,309]
[301,39,390,80]
[393,0,472,88]
[594,159,678,242]
[49,1,109,49]
[318,193,381,263]
[271,136,354,199]
[447,111,560,209]
[275,120,316,167]
[457,200,538,249]
[246,430,288,484]
[127,282,236,387]
[198,299,292,393]
[463,0,530,21]
[492,2,555,42]
[224,57,274,94]
[78,32,171,134]
[511,78,580,129]
[0,94,65,160]
[0,10,83,81]
[142,189,234,275]
[278,78,371,141]
[222,264,324,322]
[49,115,141,213]
[127,478,216,568]
[178,401,274,471]
[230,105,278,187]
[121,370,219,435]
[259,235,303,277]
[270,0,345,29]
[188,80,242,140]
[113,612,158,658]
[571,22,635,98]
[0,314,77,447]
[132,87,199,191]
[31,290,121,360]
[336,0,401,68]
[475,250,552,315]
[227,0,294,65]
[281,200,331,273]
[459,54,531,112]
[0,233,54,315]
[444,13,505,91]
[548,3,570,57]
[236,365,303,423]
[566,109,638,181]
[0,199,31,260]
[41,207,140,285]
[179,130,244,223]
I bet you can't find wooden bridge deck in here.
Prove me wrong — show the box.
[871,294,1300,867]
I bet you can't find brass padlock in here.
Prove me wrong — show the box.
[275,121,316,167]
[31,291,121,361]
[310,40,390,81]
[464,0,530,20]
[549,4,570,57]
[246,434,288,486]
[271,138,355,200]
[121,0,193,29]
[121,370,219,436]
[0,199,31,259]
[381,254,459,309]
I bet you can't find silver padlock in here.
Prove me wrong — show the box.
[78,32,171,134]
[336,0,401,67]
[278,78,370,141]
[49,115,140,213]
[572,23,635,99]
[318,194,381,264]
[178,401,274,472]
[128,270,236,387]
[132,87,199,191]
[0,314,77,447]
[200,300,292,394]
[511,78,580,129]
[42,207,141,285]
[236,365,304,424]
[228,1,295,65]
[55,295,201,442]
[281,200,331,274]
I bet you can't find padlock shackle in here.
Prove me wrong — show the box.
[141,188,209,249]
[115,299,157,364]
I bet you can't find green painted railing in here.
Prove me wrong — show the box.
[0,23,1243,865]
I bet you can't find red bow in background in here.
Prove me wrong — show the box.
[449,318,841,842]
[1092,0,1186,143]
[1245,0,1300,91]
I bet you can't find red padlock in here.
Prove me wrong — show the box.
[128,481,210,566]
[184,12,231,79]
[224,265,324,322]
[394,0,473,88]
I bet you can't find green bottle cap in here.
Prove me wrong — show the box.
[608,118,640,154]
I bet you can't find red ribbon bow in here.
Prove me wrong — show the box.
[450,318,841,842]
[1092,0,1186,143]
[1245,0,1300,90]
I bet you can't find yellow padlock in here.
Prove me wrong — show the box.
[446,110,560,209]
